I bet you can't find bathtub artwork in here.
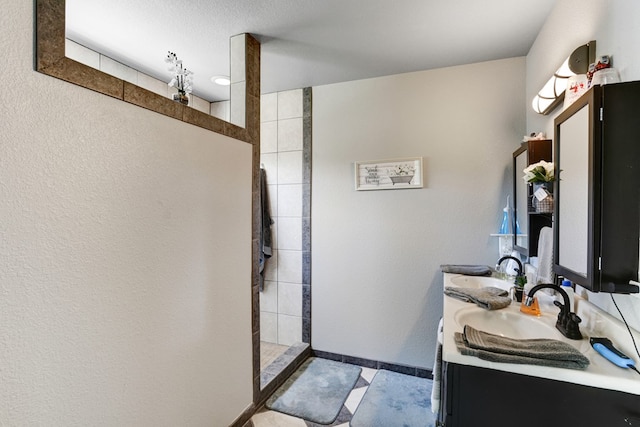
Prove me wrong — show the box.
[355,157,423,190]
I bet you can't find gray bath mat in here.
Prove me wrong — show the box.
[351,370,436,427]
[265,357,361,424]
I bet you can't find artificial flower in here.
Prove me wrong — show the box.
[523,160,555,183]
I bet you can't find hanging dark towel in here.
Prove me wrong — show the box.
[259,168,274,291]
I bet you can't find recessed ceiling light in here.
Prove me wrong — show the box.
[211,75,231,86]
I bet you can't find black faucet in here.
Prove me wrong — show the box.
[524,283,583,340]
[496,256,526,287]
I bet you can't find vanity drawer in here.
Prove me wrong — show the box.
[440,362,639,427]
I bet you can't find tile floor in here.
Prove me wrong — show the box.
[251,366,379,427]
[261,341,290,371]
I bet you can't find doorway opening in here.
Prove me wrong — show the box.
[256,87,312,396]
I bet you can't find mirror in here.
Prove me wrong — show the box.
[553,88,597,290]
[513,148,528,254]
[35,0,259,142]
[556,104,590,277]
[554,82,640,294]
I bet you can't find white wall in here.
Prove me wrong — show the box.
[312,57,526,368]
[526,0,640,331]
[1,3,253,426]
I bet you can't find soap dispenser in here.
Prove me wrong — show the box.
[561,279,575,312]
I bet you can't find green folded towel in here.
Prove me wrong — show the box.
[454,325,589,370]
[440,264,492,276]
[444,286,511,310]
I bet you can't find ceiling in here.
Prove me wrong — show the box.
[66,0,557,102]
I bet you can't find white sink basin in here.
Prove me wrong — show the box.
[454,306,561,339]
[449,275,512,291]
[443,272,639,395]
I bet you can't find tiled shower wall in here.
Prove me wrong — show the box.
[65,39,240,122]
[260,88,311,347]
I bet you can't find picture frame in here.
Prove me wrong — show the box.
[354,157,423,191]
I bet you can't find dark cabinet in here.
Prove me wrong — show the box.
[512,139,553,257]
[553,81,640,293]
[438,362,640,427]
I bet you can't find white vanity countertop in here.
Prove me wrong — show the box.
[442,273,640,396]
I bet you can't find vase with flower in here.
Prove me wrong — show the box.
[166,51,194,105]
[523,160,555,213]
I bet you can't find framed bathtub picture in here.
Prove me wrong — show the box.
[354,157,423,191]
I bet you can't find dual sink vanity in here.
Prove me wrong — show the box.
[438,273,640,427]
[435,81,640,426]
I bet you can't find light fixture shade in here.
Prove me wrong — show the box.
[553,76,569,97]
[539,77,556,99]
[532,95,555,114]
[532,41,596,115]
[555,58,573,78]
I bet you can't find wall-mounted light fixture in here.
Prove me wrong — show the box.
[532,41,596,115]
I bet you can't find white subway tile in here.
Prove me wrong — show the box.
[189,94,210,114]
[278,283,302,316]
[277,184,303,217]
[210,101,230,121]
[278,118,303,152]
[230,82,246,128]
[260,281,278,313]
[230,34,246,83]
[277,314,302,346]
[260,153,278,185]
[261,121,278,153]
[278,89,303,119]
[261,93,278,122]
[278,151,303,184]
[65,39,100,69]
[99,55,137,84]
[136,72,168,97]
[278,250,302,283]
[277,217,302,251]
[260,312,278,343]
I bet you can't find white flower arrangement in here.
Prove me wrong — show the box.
[523,160,555,184]
[165,51,193,96]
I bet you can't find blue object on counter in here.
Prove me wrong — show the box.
[590,337,635,369]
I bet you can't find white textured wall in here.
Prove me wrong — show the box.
[526,0,640,331]
[312,58,526,368]
[1,3,253,426]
